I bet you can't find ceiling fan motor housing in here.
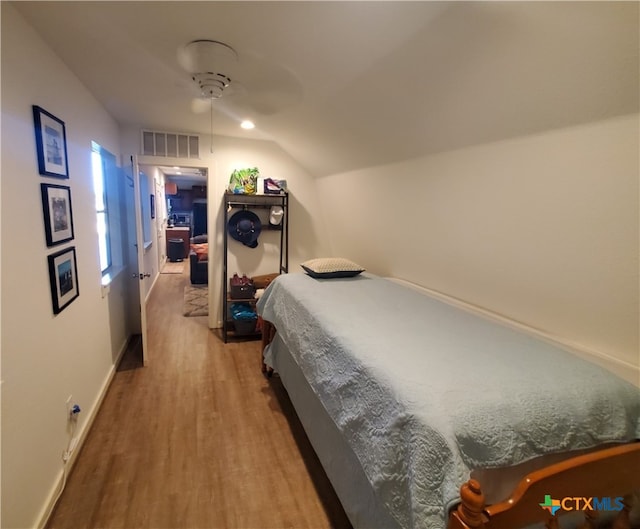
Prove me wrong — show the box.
[193,72,231,99]
[180,39,238,99]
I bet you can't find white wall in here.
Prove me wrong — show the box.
[316,115,639,383]
[120,127,330,328]
[138,166,161,303]
[153,169,168,270]
[1,4,129,527]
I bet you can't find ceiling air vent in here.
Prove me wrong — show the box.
[141,130,199,159]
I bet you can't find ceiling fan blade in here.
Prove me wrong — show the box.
[178,41,302,116]
[232,53,303,114]
[177,40,238,76]
[190,98,211,114]
[189,82,248,114]
[243,86,303,115]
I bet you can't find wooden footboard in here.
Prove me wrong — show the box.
[450,442,640,529]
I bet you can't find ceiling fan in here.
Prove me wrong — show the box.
[177,39,302,120]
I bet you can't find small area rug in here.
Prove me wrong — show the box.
[183,285,208,317]
[162,260,184,274]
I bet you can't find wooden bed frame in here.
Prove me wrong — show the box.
[260,319,639,529]
[450,443,640,529]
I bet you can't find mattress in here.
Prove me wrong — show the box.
[267,332,401,529]
[257,273,640,529]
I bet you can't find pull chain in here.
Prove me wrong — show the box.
[210,98,214,153]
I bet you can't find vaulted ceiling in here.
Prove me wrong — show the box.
[13,1,639,177]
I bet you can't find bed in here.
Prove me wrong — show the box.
[256,272,640,529]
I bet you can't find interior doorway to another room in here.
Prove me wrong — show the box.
[160,165,209,266]
[162,167,208,233]
[158,164,210,306]
[126,161,211,368]
[135,164,209,268]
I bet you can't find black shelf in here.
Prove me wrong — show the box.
[222,192,289,343]
[224,319,262,340]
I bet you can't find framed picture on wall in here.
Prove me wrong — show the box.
[41,183,74,246]
[33,105,69,178]
[47,246,79,314]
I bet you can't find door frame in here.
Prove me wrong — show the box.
[133,156,214,332]
[131,155,150,365]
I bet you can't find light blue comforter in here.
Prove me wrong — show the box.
[257,273,640,529]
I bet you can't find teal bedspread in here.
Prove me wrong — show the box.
[257,273,640,529]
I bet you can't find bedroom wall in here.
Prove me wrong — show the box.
[315,115,639,384]
[139,167,161,303]
[1,4,130,528]
[119,127,330,328]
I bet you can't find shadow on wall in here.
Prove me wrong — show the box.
[288,193,323,266]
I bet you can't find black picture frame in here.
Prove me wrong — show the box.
[150,194,155,219]
[47,246,79,314]
[33,105,69,178]
[41,183,74,247]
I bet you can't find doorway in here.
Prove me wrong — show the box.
[160,164,208,262]
[124,160,210,366]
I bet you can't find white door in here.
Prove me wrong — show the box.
[131,155,150,365]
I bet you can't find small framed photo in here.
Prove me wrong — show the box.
[33,105,69,178]
[41,183,74,247]
[47,246,79,314]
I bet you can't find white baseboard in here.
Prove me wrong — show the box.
[36,336,129,529]
[145,270,160,303]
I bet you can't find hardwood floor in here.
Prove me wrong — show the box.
[46,263,351,529]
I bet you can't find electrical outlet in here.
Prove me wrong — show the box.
[62,395,81,463]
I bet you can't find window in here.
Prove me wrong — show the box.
[91,142,111,272]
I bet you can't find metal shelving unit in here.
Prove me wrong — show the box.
[222,192,288,343]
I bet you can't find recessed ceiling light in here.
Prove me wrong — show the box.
[173,166,180,170]
[240,120,255,130]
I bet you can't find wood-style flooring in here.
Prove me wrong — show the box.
[46,262,351,529]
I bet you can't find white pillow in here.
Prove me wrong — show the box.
[300,257,365,279]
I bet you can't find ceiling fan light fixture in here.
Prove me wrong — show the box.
[179,39,238,100]
[192,72,231,99]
